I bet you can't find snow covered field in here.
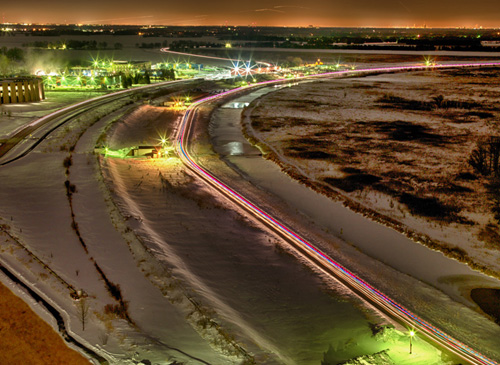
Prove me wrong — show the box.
[0,96,234,363]
[101,102,466,364]
[244,68,500,280]
[1,61,499,364]
[207,87,500,361]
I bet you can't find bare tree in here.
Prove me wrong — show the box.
[76,297,90,331]
[469,137,500,176]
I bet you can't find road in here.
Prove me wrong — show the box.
[174,62,500,365]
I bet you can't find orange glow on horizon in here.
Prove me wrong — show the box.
[4,18,500,29]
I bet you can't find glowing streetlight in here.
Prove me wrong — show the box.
[424,56,435,67]
[409,330,415,354]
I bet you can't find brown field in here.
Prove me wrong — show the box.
[247,67,500,268]
[0,281,89,365]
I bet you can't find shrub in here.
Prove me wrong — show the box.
[63,156,72,169]
[469,137,500,177]
[399,192,458,218]
[103,303,129,319]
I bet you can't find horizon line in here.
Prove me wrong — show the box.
[2,22,499,30]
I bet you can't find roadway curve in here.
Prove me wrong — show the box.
[175,62,500,365]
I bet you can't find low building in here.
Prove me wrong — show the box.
[111,60,152,73]
[0,77,45,105]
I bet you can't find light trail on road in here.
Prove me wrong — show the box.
[175,61,500,365]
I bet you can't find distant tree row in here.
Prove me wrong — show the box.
[23,40,123,50]
[168,40,223,51]
[0,47,25,76]
[136,41,168,49]
[0,47,24,62]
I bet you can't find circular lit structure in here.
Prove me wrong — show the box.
[0,77,45,105]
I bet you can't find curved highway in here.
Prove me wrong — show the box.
[174,62,500,365]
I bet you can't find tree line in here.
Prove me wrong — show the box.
[23,40,123,50]
[0,47,25,76]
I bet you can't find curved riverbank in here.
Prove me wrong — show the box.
[240,69,500,305]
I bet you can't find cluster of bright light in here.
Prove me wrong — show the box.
[424,56,436,67]
[35,69,58,76]
[230,60,256,77]
[90,55,117,69]
[160,48,273,74]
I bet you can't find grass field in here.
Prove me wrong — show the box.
[0,281,89,364]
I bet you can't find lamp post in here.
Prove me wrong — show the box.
[409,330,415,354]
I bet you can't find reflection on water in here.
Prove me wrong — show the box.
[225,141,244,155]
[222,101,250,109]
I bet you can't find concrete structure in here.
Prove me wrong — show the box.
[0,78,45,105]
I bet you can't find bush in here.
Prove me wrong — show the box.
[324,173,381,192]
[63,156,72,169]
[104,303,129,319]
[399,192,457,218]
[469,137,500,177]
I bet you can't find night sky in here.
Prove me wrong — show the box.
[2,0,500,27]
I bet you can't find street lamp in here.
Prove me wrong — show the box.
[409,330,415,354]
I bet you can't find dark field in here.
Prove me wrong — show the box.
[247,67,500,251]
